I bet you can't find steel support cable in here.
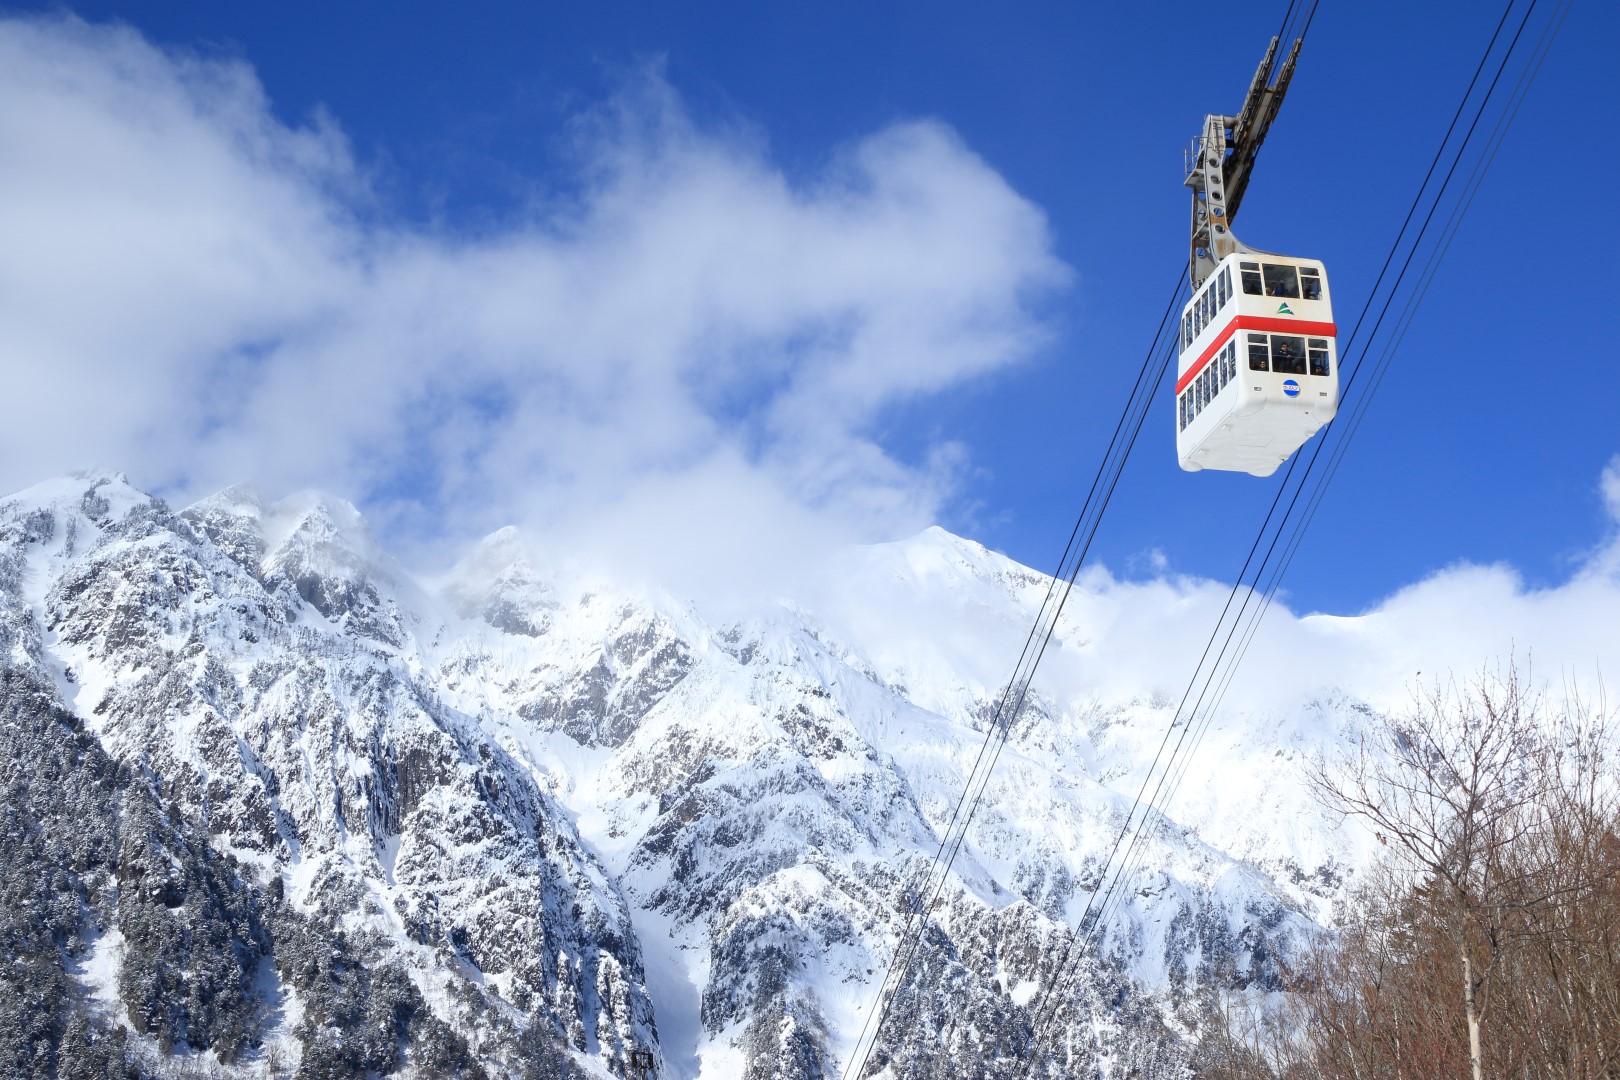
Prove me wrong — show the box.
[1176,0,1551,768]
[1025,0,1523,1051]
[839,411,1119,1080]
[1269,0,1301,70]
[1271,0,1315,74]
[1022,19,1361,1071]
[1190,0,1572,770]
[1056,0,1533,974]
[838,269,1188,1080]
[840,274,1186,1080]
[852,0,1546,1064]
[1097,20,1567,1040]
[1022,406,1311,1059]
[1025,0,1553,1056]
[1050,0,1541,1023]
[1137,0,1552,861]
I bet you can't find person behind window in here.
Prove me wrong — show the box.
[1263,264,1300,298]
[1274,339,1297,373]
[1247,334,1268,371]
[1308,339,1330,377]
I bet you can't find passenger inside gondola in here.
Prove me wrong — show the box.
[1263,263,1300,298]
[1247,333,1269,371]
[1300,267,1324,301]
[1272,336,1307,375]
[1308,339,1331,376]
[1241,261,1264,295]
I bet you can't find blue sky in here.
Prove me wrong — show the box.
[2,0,1616,618]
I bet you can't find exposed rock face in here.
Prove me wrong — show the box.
[0,473,1368,1079]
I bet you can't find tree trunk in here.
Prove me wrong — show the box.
[1462,949,1483,1080]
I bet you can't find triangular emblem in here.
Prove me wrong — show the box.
[1277,302,1295,315]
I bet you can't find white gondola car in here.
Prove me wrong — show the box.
[1174,252,1338,476]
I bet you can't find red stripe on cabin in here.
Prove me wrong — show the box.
[1175,316,1338,394]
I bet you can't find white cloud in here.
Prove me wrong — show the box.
[0,17,1067,599]
[799,455,1620,730]
[1054,456,1620,711]
[9,14,1612,699]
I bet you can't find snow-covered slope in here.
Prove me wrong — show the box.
[0,471,1378,1079]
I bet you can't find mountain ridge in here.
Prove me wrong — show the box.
[0,470,1373,1078]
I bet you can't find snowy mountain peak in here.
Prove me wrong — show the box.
[255,489,385,576]
[181,486,428,645]
[439,524,558,637]
[0,472,1382,1079]
[1,469,155,531]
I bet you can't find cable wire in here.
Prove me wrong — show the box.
[1024,0,1566,1060]
[838,268,1187,1079]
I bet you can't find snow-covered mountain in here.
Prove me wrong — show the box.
[0,471,1376,1079]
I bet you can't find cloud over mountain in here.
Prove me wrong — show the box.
[0,15,1067,599]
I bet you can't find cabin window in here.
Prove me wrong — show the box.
[1182,313,1192,350]
[1300,267,1324,302]
[1219,267,1232,308]
[1272,335,1307,375]
[1226,341,1238,384]
[1308,338,1331,377]
[1263,263,1300,298]
[1240,261,1263,296]
[1247,332,1269,371]
[1219,343,1232,388]
[1179,391,1188,431]
[1201,369,1210,409]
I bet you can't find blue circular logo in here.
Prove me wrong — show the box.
[1283,379,1301,398]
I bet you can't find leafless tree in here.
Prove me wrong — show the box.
[1310,666,1549,1080]
[1206,664,1620,1080]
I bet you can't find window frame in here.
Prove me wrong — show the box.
[1262,263,1301,299]
[1307,337,1331,377]
[1240,261,1263,296]
[1247,332,1269,371]
[1271,334,1307,375]
[1299,266,1324,303]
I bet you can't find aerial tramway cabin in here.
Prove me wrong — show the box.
[1174,34,1339,477]
[1174,252,1338,476]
